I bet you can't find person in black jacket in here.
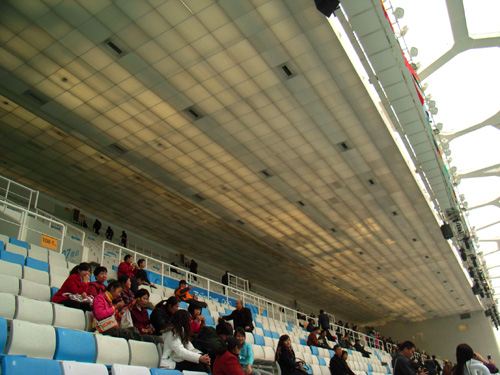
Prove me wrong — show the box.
[354,339,371,358]
[221,300,254,332]
[275,335,306,375]
[330,345,355,375]
[319,309,335,341]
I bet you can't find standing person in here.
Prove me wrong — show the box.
[393,341,426,375]
[275,335,306,375]
[318,310,334,341]
[160,310,211,371]
[452,344,490,375]
[105,226,114,241]
[88,266,107,298]
[93,219,102,235]
[120,231,127,247]
[222,271,229,294]
[330,345,355,375]
[221,300,254,333]
[190,259,198,282]
[212,336,245,375]
[52,263,92,311]
[235,328,273,375]
[118,254,138,293]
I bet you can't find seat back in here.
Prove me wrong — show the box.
[149,369,183,375]
[0,249,25,267]
[0,274,20,295]
[1,355,61,375]
[15,295,53,325]
[0,292,16,319]
[0,259,22,278]
[54,328,96,363]
[6,319,56,359]
[19,279,51,301]
[61,361,109,375]
[51,275,67,288]
[26,257,50,273]
[94,334,130,365]
[128,339,159,367]
[48,251,68,267]
[5,242,28,258]
[0,317,7,353]
[23,266,50,284]
[53,304,86,330]
[111,364,150,375]
[28,244,49,261]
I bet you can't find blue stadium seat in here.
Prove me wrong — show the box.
[0,241,4,250]
[368,364,373,371]
[179,301,188,310]
[112,265,118,271]
[225,308,233,315]
[0,250,24,267]
[0,317,7,353]
[9,238,29,250]
[318,356,326,366]
[256,321,263,329]
[328,349,334,357]
[253,334,265,346]
[54,328,96,363]
[150,369,182,375]
[51,287,59,300]
[271,331,279,339]
[204,316,215,326]
[347,349,352,355]
[286,326,293,332]
[91,276,96,282]
[146,270,161,285]
[299,338,306,346]
[310,346,319,356]
[2,356,61,375]
[263,329,272,338]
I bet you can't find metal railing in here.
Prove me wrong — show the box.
[0,200,66,252]
[35,208,86,245]
[0,175,39,210]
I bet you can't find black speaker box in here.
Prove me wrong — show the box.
[440,223,454,239]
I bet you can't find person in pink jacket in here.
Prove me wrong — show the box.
[52,263,91,311]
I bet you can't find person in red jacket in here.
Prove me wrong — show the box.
[118,254,138,293]
[212,336,245,375]
[52,262,92,311]
[88,266,107,298]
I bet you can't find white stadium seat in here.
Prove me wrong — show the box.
[6,243,28,258]
[15,295,53,325]
[61,361,109,375]
[50,275,67,288]
[128,340,159,367]
[28,245,49,261]
[0,274,20,295]
[0,292,16,319]
[23,266,50,285]
[53,303,86,331]
[6,319,56,359]
[0,259,23,278]
[95,334,130,365]
[48,251,68,267]
[111,364,150,375]
[19,279,51,301]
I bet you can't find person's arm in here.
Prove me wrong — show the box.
[243,308,253,329]
[130,306,146,331]
[170,335,202,363]
[93,295,115,320]
[221,310,235,321]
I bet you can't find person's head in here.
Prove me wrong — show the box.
[400,341,416,359]
[135,270,147,284]
[456,343,474,366]
[188,302,202,319]
[216,319,233,342]
[314,327,321,334]
[276,335,292,361]
[94,266,107,284]
[118,275,131,290]
[320,309,324,314]
[165,296,180,315]
[355,339,360,344]
[135,289,150,307]
[235,300,243,310]
[70,262,91,278]
[321,330,328,337]
[342,350,348,361]
[179,280,187,288]
[138,259,145,268]
[171,309,192,345]
[334,344,342,357]
[235,327,246,346]
[225,336,240,356]
[124,254,132,264]
[308,318,314,324]
[106,280,123,299]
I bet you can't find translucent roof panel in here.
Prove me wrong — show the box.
[390,0,454,70]
[478,241,499,255]
[467,206,500,230]
[449,126,500,174]
[457,176,500,208]
[463,0,500,39]
[488,265,500,278]
[476,222,500,240]
[424,48,500,133]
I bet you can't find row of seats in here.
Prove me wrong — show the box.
[1,355,197,375]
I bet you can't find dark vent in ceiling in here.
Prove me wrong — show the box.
[22,89,48,106]
[331,228,337,233]
[392,211,398,216]
[237,220,245,225]
[297,201,305,207]
[281,65,293,77]
[192,193,205,202]
[110,143,128,154]
[460,313,471,320]
[107,41,123,55]
[368,179,375,185]
[337,141,352,152]
[260,169,272,178]
[185,107,203,120]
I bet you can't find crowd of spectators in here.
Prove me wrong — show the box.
[49,261,498,375]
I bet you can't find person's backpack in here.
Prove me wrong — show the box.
[150,308,168,335]
[192,326,225,363]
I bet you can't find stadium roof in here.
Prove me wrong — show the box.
[0,0,490,325]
